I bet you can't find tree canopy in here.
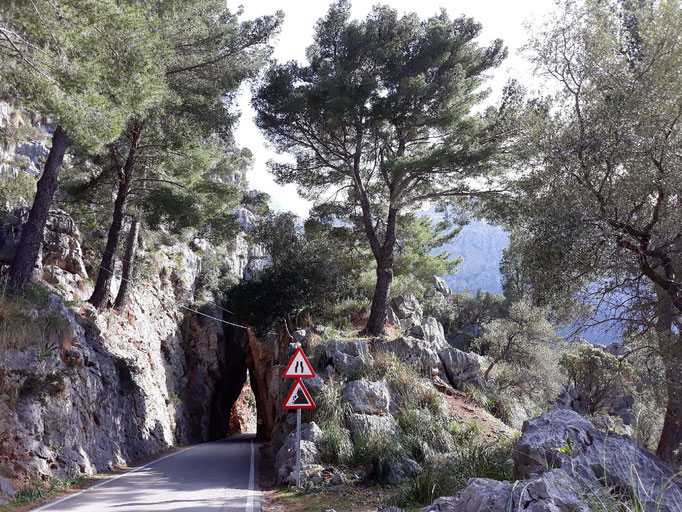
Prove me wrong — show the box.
[254,0,514,334]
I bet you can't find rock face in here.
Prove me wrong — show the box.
[0,240,253,494]
[0,208,87,278]
[514,408,682,512]
[421,408,682,512]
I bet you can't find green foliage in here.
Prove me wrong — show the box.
[393,442,514,507]
[560,344,633,416]
[0,0,168,149]
[254,1,513,333]
[352,434,407,468]
[5,476,94,509]
[474,301,556,377]
[320,422,354,467]
[226,213,354,336]
[422,289,506,344]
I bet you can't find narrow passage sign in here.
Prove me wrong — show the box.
[283,347,316,378]
[282,378,315,409]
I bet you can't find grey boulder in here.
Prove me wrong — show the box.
[325,339,370,376]
[422,470,589,512]
[342,379,390,415]
[515,408,682,512]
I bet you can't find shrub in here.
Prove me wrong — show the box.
[0,295,41,353]
[351,433,406,469]
[320,422,353,466]
[392,441,514,507]
[559,344,633,416]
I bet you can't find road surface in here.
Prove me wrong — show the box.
[33,435,261,512]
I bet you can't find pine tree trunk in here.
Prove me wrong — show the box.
[88,124,141,309]
[8,126,70,291]
[654,290,682,464]
[362,207,398,336]
[363,261,394,335]
[113,216,140,311]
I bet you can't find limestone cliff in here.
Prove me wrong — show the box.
[0,207,259,501]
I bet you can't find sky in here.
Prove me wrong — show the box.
[231,0,554,218]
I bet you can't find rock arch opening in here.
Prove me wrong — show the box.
[207,321,274,441]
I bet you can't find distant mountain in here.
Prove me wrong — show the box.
[437,220,509,294]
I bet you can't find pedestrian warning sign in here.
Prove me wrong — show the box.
[283,347,316,378]
[282,378,316,409]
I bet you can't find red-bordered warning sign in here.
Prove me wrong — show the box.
[283,347,316,378]
[282,378,316,409]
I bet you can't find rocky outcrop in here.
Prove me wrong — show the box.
[325,339,370,375]
[421,408,682,512]
[434,275,451,296]
[514,408,682,511]
[0,208,87,279]
[0,234,256,498]
[342,379,390,415]
[438,346,484,387]
[420,470,590,512]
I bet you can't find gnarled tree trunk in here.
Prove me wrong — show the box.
[362,207,398,336]
[654,290,682,464]
[8,126,70,291]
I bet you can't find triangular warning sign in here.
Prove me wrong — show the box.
[283,347,316,378]
[282,379,316,409]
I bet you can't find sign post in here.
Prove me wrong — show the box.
[282,348,316,489]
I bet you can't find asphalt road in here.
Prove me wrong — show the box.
[33,435,260,512]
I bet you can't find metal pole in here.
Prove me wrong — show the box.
[296,408,301,489]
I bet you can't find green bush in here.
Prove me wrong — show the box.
[392,441,514,507]
[320,422,353,466]
[351,433,406,468]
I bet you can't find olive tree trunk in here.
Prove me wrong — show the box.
[654,291,682,463]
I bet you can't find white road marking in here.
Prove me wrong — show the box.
[246,440,256,512]
[32,446,194,511]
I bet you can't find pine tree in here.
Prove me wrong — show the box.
[254,1,513,335]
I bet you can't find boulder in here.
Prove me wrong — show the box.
[0,208,87,277]
[347,413,401,440]
[434,275,451,296]
[275,422,323,483]
[421,470,590,512]
[382,457,422,485]
[515,408,682,512]
[0,476,16,501]
[377,337,443,376]
[438,347,483,386]
[342,379,390,415]
[410,316,447,347]
[389,294,424,330]
[325,339,370,376]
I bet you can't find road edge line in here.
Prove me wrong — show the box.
[32,443,205,511]
[246,439,257,512]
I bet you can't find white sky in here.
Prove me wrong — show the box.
[231,0,554,217]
